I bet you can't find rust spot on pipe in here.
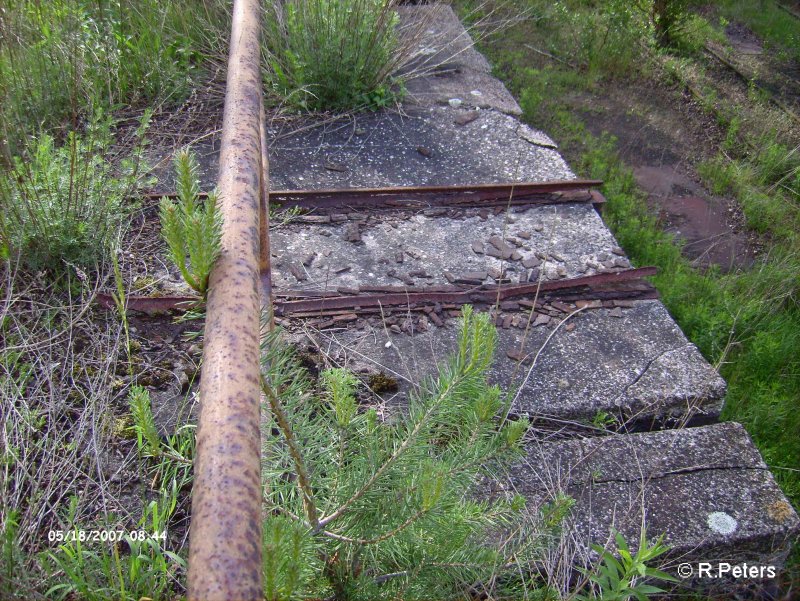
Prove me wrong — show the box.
[186,0,265,599]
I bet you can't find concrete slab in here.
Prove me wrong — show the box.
[271,203,626,292]
[503,423,799,588]
[266,106,572,190]
[291,300,726,430]
[148,6,557,192]
[396,5,523,115]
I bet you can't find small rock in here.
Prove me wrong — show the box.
[501,315,513,329]
[614,257,630,268]
[355,128,366,136]
[527,268,540,282]
[608,307,625,318]
[551,301,573,313]
[557,379,569,390]
[533,313,551,326]
[289,264,307,282]
[487,236,515,259]
[612,246,625,256]
[556,266,567,277]
[457,271,488,283]
[443,271,456,283]
[324,162,347,172]
[533,224,544,232]
[416,146,433,158]
[454,110,480,126]
[522,256,541,269]
[390,324,402,334]
[429,312,444,327]
[395,251,404,264]
[500,301,519,311]
[471,241,485,254]
[565,323,576,332]
[516,230,531,240]
[510,250,523,261]
[302,252,316,267]
[478,209,490,220]
[384,340,392,348]
[486,245,510,260]
[344,223,361,243]
[506,349,526,362]
[602,260,616,270]
[448,98,463,108]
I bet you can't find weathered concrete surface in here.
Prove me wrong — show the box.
[291,300,726,430]
[266,106,569,190]
[504,423,799,587]
[271,203,627,291]
[148,6,555,193]
[396,5,523,115]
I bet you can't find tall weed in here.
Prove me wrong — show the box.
[263,0,404,110]
[0,113,149,271]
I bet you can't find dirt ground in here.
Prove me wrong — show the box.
[557,16,800,273]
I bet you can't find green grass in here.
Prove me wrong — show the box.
[465,0,800,516]
[262,0,407,111]
[0,0,227,148]
[717,0,800,60]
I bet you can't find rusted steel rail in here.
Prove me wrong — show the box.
[146,178,605,210]
[186,0,265,598]
[273,267,657,315]
[99,267,657,315]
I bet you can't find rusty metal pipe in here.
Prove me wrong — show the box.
[187,0,264,598]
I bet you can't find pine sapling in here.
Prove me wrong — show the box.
[159,149,222,296]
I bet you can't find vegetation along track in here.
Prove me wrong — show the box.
[3,0,800,599]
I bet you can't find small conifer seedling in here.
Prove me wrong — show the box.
[159,149,222,296]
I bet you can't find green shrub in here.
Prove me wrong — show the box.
[0,114,147,271]
[263,0,403,111]
[550,0,650,77]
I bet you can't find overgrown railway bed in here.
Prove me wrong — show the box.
[157,2,799,599]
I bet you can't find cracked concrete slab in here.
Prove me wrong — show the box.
[504,423,799,582]
[293,300,726,430]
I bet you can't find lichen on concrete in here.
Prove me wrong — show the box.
[508,423,799,574]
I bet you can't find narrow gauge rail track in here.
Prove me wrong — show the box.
[182,1,658,599]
